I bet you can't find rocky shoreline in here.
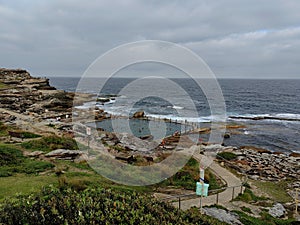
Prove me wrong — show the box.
[1,68,299,203]
[0,68,93,122]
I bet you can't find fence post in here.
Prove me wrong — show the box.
[232,187,235,200]
[199,196,202,213]
[216,192,219,205]
[296,189,298,215]
[178,197,181,210]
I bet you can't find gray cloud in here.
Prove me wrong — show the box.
[0,0,299,78]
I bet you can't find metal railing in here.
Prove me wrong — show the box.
[161,184,245,210]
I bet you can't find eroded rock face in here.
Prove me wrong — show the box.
[0,68,73,115]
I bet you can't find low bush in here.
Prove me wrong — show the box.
[0,186,226,225]
[21,132,41,139]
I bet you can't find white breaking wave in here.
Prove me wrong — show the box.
[228,113,300,122]
[167,105,184,110]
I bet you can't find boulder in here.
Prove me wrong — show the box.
[132,111,145,118]
[203,208,242,225]
[269,203,286,218]
[116,133,158,152]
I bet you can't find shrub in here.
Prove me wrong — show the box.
[217,152,237,161]
[21,132,41,139]
[21,135,78,152]
[0,186,226,225]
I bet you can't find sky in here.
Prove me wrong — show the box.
[0,0,300,79]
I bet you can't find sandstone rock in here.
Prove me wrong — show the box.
[0,68,74,115]
[203,208,242,225]
[116,133,158,152]
[45,149,83,160]
[74,154,89,163]
[132,111,145,118]
[27,151,44,157]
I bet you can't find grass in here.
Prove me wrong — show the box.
[157,157,200,190]
[0,174,58,200]
[251,180,293,203]
[0,82,10,89]
[0,123,41,139]
[21,135,78,152]
[241,206,252,214]
[234,188,268,203]
[0,143,54,177]
[156,158,224,191]
[205,168,224,190]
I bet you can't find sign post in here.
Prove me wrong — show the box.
[86,127,91,147]
[200,167,204,213]
[196,166,209,214]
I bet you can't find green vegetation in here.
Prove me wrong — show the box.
[233,211,295,225]
[0,82,9,89]
[205,204,228,210]
[158,158,200,190]
[234,188,268,203]
[0,123,41,139]
[0,174,58,200]
[205,169,224,190]
[20,132,41,139]
[0,124,295,224]
[240,206,252,214]
[0,122,9,136]
[217,152,237,161]
[251,180,293,203]
[21,135,78,152]
[0,186,226,225]
[157,158,224,191]
[0,143,54,177]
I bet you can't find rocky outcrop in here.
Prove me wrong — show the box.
[222,148,300,182]
[45,149,84,160]
[0,68,73,115]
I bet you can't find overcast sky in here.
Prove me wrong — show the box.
[0,0,300,78]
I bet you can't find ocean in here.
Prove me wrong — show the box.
[49,77,300,154]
